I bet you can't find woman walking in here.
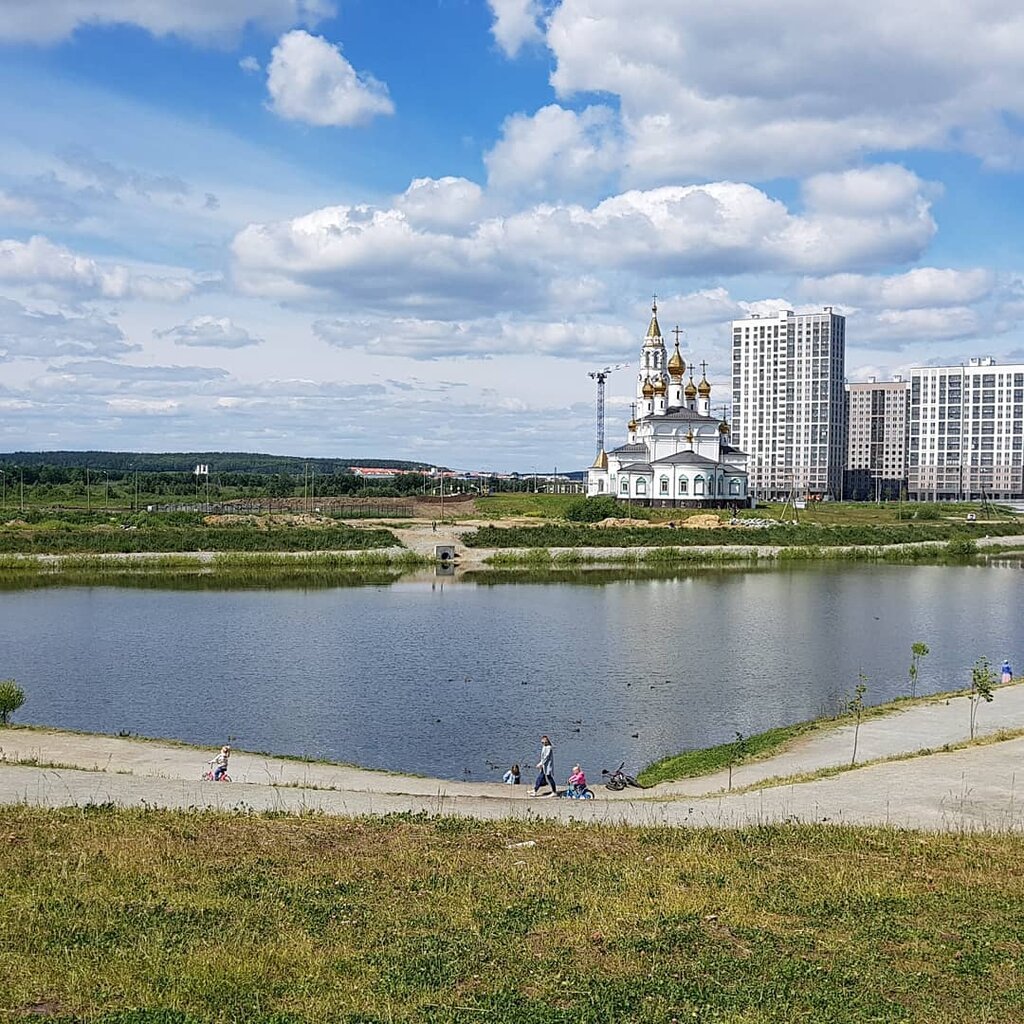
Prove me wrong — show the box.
[532,734,558,797]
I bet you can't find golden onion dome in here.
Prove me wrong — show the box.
[653,377,667,395]
[698,374,712,397]
[684,376,698,399]
[719,420,730,434]
[627,418,638,432]
[667,342,685,378]
[641,377,655,398]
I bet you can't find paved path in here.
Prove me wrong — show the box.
[3,683,1024,831]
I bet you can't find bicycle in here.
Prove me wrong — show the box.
[200,767,231,783]
[601,762,643,791]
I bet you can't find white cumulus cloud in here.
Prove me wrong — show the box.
[536,0,1024,181]
[0,0,333,44]
[800,268,996,310]
[156,316,265,349]
[0,297,138,360]
[488,0,545,57]
[266,30,394,128]
[485,104,621,197]
[0,236,196,302]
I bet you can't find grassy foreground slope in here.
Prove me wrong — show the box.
[3,808,1024,1023]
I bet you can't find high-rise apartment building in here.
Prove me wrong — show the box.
[844,378,910,500]
[731,308,846,499]
[908,358,1024,500]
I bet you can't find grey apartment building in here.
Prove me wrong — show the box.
[908,358,1024,500]
[732,308,846,499]
[845,378,910,500]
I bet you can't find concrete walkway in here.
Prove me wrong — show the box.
[2,683,1024,831]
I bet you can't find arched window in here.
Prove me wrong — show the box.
[718,476,724,495]
[694,475,705,495]
[620,478,629,495]
[636,478,647,495]
[660,475,669,495]
[598,478,606,493]
[678,477,688,495]
[729,479,740,496]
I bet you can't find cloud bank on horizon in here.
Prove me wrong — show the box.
[1,0,1024,469]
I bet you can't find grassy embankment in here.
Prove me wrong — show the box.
[467,520,1023,551]
[2,807,1023,1023]
[0,510,434,585]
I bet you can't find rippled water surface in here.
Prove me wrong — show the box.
[2,564,1021,780]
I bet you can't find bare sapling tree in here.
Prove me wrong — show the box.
[848,674,868,766]
[908,641,930,698]
[969,657,996,740]
[0,679,25,725]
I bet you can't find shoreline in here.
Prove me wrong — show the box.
[0,532,1021,585]
[4,678,1024,831]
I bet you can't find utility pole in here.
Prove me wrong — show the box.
[587,363,629,454]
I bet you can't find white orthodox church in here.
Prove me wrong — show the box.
[587,303,750,507]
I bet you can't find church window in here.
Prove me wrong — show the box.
[694,475,705,495]
[620,479,629,495]
[678,477,688,495]
[598,479,605,492]
[718,476,724,495]
[729,479,741,496]
[636,478,647,495]
[660,476,669,495]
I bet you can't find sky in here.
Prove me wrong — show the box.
[1,0,1024,472]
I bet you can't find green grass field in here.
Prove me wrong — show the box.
[2,808,1023,1023]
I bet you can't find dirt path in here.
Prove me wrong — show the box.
[3,683,1024,831]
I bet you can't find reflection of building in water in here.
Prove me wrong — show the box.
[587,302,749,507]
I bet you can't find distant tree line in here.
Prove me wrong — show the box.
[0,451,432,474]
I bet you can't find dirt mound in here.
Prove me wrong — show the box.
[201,513,332,529]
[595,517,655,527]
[679,514,722,529]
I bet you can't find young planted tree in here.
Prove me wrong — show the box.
[728,731,747,792]
[0,679,25,725]
[969,657,996,740]
[848,675,868,766]
[908,641,930,698]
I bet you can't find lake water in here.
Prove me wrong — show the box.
[1,564,1021,781]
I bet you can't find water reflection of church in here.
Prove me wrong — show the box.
[587,303,750,508]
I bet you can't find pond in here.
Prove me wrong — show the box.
[1,563,1020,780]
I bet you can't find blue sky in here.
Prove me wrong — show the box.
[2,0,1023,470]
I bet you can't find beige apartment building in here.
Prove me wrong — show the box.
[844,378,910,500]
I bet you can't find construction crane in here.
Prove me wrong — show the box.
[587,363,628,454]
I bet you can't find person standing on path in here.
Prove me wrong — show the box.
[1002,660,1013,684]
[532,735,557,797]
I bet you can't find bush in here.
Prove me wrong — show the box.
[564,496,621,522]
[0,679,25,725]
[946,536,978,558]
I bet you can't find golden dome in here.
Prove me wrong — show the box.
[684,376,698,399]
[641,377,655,398]
[698,374,711,397]
[667,341,685,379]
[644,300,662,341]
[627,418,638,432]
[652,377,667,395]
[719,420,730,434]
[591,449,608,470]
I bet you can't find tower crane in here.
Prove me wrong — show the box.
[587,363,628,455]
